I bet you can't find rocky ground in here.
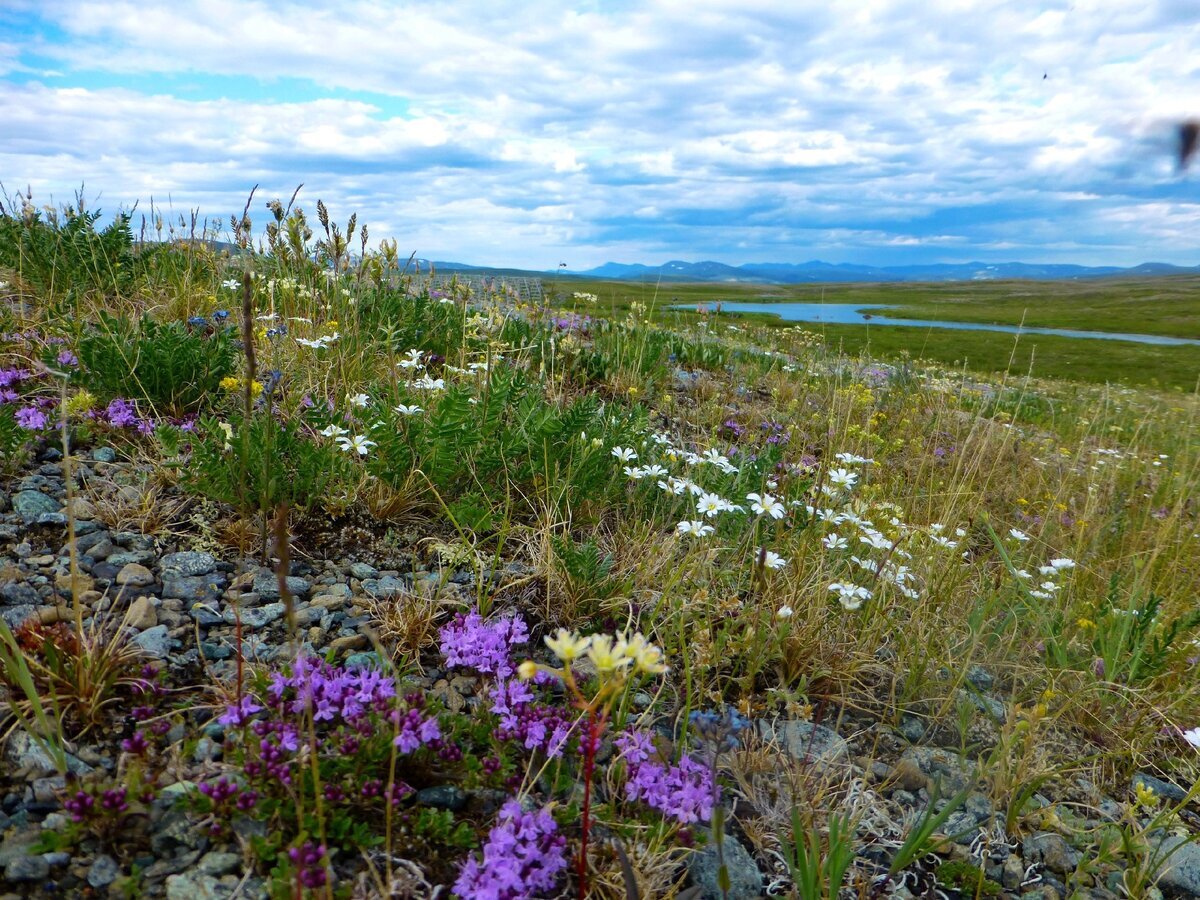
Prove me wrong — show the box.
[3,439,1200,898]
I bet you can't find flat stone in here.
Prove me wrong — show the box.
[87,854,121,889]
[107,550,157,567]
[5,854,49,882]
[13,491,60,523]
[0,604,38,629]
[189,604,224,626]
[1155,834,1200,896]
[252,571,311,600]
[35,511,68,527]
[222,602,286,630]
[416,785,468,811]
[64,497,96,520]
[92,447,117,463]
[160,551,217,578]
[1,581,41,605]
[1133,773,1190,804]
[133,625,171,659]
[362,575,408,598]
[759,719,850,769]
[687,830,763,899]
[197,851,240,876]
[166,872,225,899]
[4,729,93,775]
[1023,832,1082,875]
[116,563,155,587]
[126,595,158,630]
[162,574,226,603]
[329,634,368,653]
[899,747,977,794]
[349,562,379,580]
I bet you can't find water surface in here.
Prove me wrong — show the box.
[681,302,1200,347]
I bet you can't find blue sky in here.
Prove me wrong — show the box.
[2,0,1198,269]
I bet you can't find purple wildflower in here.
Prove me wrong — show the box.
[104,398,139,428]
[56,350,78,367]
[287,841,328,889]
[218,695,265,727]
[615,731,717,825]
[439,609,529,678]
[0,368,31,389]
[489,678,573,757]
[454,800,568,900]
[14,405,48,430]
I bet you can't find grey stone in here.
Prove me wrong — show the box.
[166,872,225,899]
[416,785,468,811]
[223,602,287,630]
[88,853,121,888]
[1,580,41,605]
[160,551,217,578]
[1155,835,1200,896]
[92,447,118,463]
[107,550,158,567]
[1023,832,1082,875]
[1134,773,1190,804]
[899,747,977,794]
[959,688,1006,721]
[687,830,763,899]
[151,809,207,856]
[0,604,37,628]
[189,604,224,626]
[252,571,311,600]
[349,562,379,580]
[944,810,980,843]
[362,575,409,598]
[965,665,995,691]
[345,651,383,670]
[0,829,40,866]
[13,490,60,523]
[116,563,156,587]
[41,851,70,867]
[133,624,172,659]
[760,719,850,769]
[197,851,240,876]
[898,714,926,743]
[5,729,93,775]
[163,574,226,603]
[35,511,68,526]
[5,854,49,882]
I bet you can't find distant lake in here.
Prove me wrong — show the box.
[681,302,1200,347]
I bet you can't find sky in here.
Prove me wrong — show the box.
[1,0,1199,270]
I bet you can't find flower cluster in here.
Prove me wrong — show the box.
[440,609,530,678]
[453,800,568,900]
[615,730,717,825]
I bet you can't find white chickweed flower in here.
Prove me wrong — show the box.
[676,520,715,537]
[611,446,638,463]
[394,404,424,415]
[1009,528,1030,542]
[337,434,376,456]
[747,492,786,520]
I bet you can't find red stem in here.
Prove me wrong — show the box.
[577,712,600,899]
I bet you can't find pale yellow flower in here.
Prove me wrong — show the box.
[544,629,592,663]
[587,635,632,675]
[517,660,539,680]
[622,633,668,675]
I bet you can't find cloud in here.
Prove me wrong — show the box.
[1,0,1199,267]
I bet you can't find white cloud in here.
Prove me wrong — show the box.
[1,0,1199,266]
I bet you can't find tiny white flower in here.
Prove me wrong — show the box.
[760,550,787,570]
[931,536,957,549]
[658,477,687,495]
[827,468,858,489]
[398,349,425,369]
[823,534,849,551]
[1049,558,1076,571]
[696,493,726,518]
[829,582,872,609]
[747,492,786,520]
[624,466,647,480]
[1009,528,1030,542]
[412,376,445,390]
[642,464,668,478]
[676,520,715,537]
[319,424,349,438]
[394,404,424,415]
[611,446,638,463]
[1182,727,1200,750]
[777,605,794,618]
[337,434,376,455]
[347,393,370,408]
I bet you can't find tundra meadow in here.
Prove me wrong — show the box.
[2,194,1200,900]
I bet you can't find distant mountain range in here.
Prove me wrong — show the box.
[564,259,1200,284]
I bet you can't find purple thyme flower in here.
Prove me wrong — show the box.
[15,405,48,430]
[439,609,529,678]
[56,350,78,367]
[454,800,568,900]
[104,398,139,427]
[0,368,31,389]
[615,730,718,825]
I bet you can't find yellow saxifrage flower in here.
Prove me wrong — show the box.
[587,635,632,675]
[544,629,592,663]
[219,376,241,392]
[622,633,668,675]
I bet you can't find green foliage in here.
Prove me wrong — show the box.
[783,810,856,900]
[0,405,33,474]
[551,535,623,606]
[0,199,137,302]
[935,860,1003,897]
[184,412,354,515]
[77,312,237,413]
[1086,577,1200,684]
[358,287,467,360]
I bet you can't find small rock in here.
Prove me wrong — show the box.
[252,571,311,600]
[166,872,225,899]
[116,563,155,587]
[345,651,383,669]
[416,785,468,811]
[899,747,977,794]
[361,575,408,598]
[687,830,763,899]
[88,854,121,889]
[133,624,171,659]
[4,729,93,776]
[92,447,118,463]
[162,574,226,603]
[13,490,61,523]
[759,719,850,770]
[1023,832,1082,876]
[965,665,995,691]
[349,562,380,580]
[1133,773,1189,804]
[5,854,49,882]
[107,550,157,568]
[197,851,240,876]
[1154,834,1200,896]
[160,551,217,578]
[222,602,286,630]
[329,634,368,653]
[64,497,96,520]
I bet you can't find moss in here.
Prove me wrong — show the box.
[935,860,1004,897]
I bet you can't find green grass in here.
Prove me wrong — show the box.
[552,276,1200,392]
